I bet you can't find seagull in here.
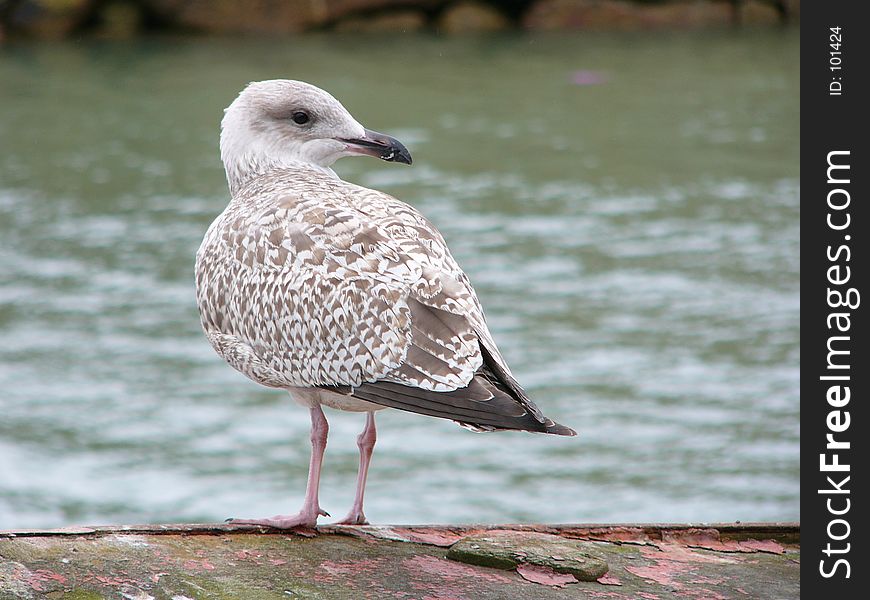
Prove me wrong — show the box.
[195,80,575,529]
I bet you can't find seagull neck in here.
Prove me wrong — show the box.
[226,160,339,197]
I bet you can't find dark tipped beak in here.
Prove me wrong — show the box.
[341,128,413,165]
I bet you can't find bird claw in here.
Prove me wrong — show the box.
[333,512,369,526]
[225,511,322,529]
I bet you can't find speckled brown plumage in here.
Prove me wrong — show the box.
[196,164,573,434]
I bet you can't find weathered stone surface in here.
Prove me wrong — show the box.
[0,523,800,599]
[447,530,609,581]
[523,0,734,31]
[437,1,510,33]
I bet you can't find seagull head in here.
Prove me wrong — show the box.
[220,79,412,191]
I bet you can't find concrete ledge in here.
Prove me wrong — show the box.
[0,522,799,599]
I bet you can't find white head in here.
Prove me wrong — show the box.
[220,79,411,194]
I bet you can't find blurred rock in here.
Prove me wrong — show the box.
[523,0,733,30]
[334,10,427,32]
[0,0,801,37]
[740,0,787,24]
[323,0,443,22]
[94,1,142,37]
[5,0,93,38]
[145,0,320,34]
[437,1,510,33]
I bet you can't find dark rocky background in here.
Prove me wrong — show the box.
[1,0,800,39]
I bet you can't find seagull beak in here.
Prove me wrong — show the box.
[340,129,412,165]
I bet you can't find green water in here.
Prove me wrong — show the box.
[0,31,799,528]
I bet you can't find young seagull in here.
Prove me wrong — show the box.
[196,80,575,529]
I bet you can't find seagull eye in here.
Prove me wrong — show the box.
[291,111,310,125]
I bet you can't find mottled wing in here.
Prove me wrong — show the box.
[196,178,479,389]
[196,171,573,435]
[333,185,571,434]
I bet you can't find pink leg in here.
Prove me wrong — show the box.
[229,404,330,529]
[335,412,377,525]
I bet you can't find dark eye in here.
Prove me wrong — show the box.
[291,111,310,125]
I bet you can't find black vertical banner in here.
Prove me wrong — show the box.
[802,1,868,597]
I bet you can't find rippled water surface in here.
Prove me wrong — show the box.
[0,31,799,528]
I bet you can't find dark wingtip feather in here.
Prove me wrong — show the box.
[454,416,577,436]
[542,420,577,437]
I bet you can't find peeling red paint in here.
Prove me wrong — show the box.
[597,572,623,586]
[625,563,688,588]
[34,569,66,584]
[516,564,577,587]
[684,539,745,552]
[320,559,381,577]
[25,569,68,592]
[234,549,263,561]
[392,528,465,547]
[150,547,183,569]
[697,588,729,599]
[642,543,736,565]
[661,528,723,545]
[582,527,654,545]
[350,525,471,548]
[182,558,216,571]
[678,538,786,555]
[624,543,736,595]
[403,555,514,584]
[584,592,626,599]
[312,556,389,590]
[285,528,317,538]
[624,543,746,600]
[738,539,785,554]
[84,573,141,587]
[658,529,785,556]
[404,553,515,600]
